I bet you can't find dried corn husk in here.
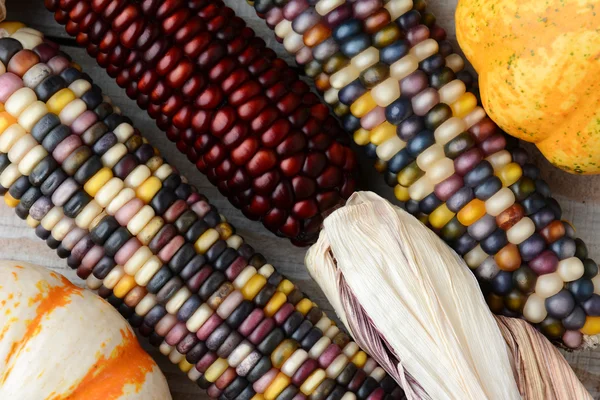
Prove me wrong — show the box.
[306,191,590,400]
[496,316,591,400]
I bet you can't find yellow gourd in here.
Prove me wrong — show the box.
[456,0,600,174]
[0,260,172,400]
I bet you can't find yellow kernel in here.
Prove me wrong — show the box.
[4,192,19,208]
[457,199,487,226]
[397,162,424,187]
[450,92,477,118]
[84,167,113,196]
[71,63,82,72]
[300,369,327,395]
[369,121,396,145]
[241,274,267,300]
[137,216,164,246]
[179,359,194,373]
[353,128,370,146]
[204,358,229,382]
[295,298,313,315]
[0,21,26,34]
[215,222,233,239]
[581,317,600,335]
[264,372,291,400]
[429,203,455,229]
[113,275,137,298]
[264,292,287,317]
[194,229,219,254]
[394,184,410,202]
[496,162,523,187]
[46,88,76,115]
[334,103,349,117]
[350,92,376,118]
[251,395,264,400]
[136,176,162,203]
[271,339,299,369]
[0,112,16,133]
[277,279,295,295]
[26,215,39,228]
[351,351,367,368]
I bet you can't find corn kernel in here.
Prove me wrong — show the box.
[0,21,26,34]
[350,92,376,118]
[241,274,267,300]
[300,369,327,395]
[369,122,396,145]
[394,184,410,202]
[264,372,291,400]
[46,88,76,114]
[496,162,523,187]
[397,162,424,187]
[451,92,477,118]
[204,358,229,382]
[295,298,313,315]
[457,199,486,226]
[351,351,368,368]
[353,128,370,146]
[26,215,39,228]
[84,167,113,196]
[4,192,19,207]
[0,112,16,134]
[264,292,287,317]
[136,176,162,203]
[194,229,219,254]
[429,204,455,229]
[113,275,137,298]
[581,317,600,335]
[277,279,295,295]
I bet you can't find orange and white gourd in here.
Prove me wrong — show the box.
[0,260,171,400]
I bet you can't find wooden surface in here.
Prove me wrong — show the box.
[2,0,600,398]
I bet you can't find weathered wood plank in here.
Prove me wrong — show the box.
[3,0,600,399]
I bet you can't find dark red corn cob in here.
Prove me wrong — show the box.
[46,0,358,245]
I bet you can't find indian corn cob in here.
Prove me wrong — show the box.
[46,0,359,247]
[238,0,600,348]
[0,22,404,400]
